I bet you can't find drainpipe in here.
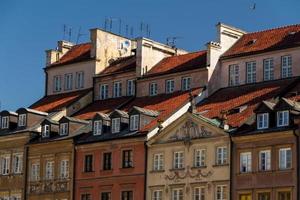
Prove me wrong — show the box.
[23,144,29,200]
[293,129,299,200]
[72,141,76,200]
[229,133,233,200]
[143,139,148,200]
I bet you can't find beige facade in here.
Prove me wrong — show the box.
[146,112,230,200]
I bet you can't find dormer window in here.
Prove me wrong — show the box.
[257,113,269,129]
[130,115,139,131]
[42,125,50,138]
[277,110,289,127]
[1,116,9,129]
[149,83,158,96]
[59,123,68,136]
[93,120,102,136]
[18,114,27,127]
[111,118,120,133]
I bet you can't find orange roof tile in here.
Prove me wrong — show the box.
[48,43,92,67]
[98,56,136,76]
[197,78,298,127]
[223,24,300,59]
[30,89,92,113]
[144,51,207,78]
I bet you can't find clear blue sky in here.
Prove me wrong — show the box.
[0,0,299,111]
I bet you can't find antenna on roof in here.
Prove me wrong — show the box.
[166,36,183,48]
[250,2,256,10]
[62,24,68,40]
[68,27,72,42]
[130,26,134,38]
[76,26,86,44]
[118,19,122,35]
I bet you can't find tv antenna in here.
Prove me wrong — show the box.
[104,17,121,33]
[76,26,86,44]
[166,36,183,48]
[140,22,151,38]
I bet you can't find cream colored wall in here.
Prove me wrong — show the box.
[136,69,208,97]
[66,91,93,116]
[46,61,94,96]
[219,47,300,89]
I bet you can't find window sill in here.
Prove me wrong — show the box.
[191,166,207,169]
[82,171,95,174]
[150,170,165,173]
[213,163,229,167]
[100,169,113,173]
[169,168,185,171]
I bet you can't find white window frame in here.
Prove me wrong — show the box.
[31,162,40,181]
[257,113,269,129]
[64,73,73,91]
[166,79,175,93]
[279,147,292,170]
[1,116,9,129]
[127,80,135,96]
[13,153,23,174]
[149,82,158,96]
[111,118,120,133]
[53,75,62,92]
[100,84,109,100]
[60,159,69,179]
[240,152,252,173]
[45,160,54,180]
[172,188,183,200]
[281,55,292,78]
[194,187,205,200]
[113,82,122,98]
[229,64,239,86]
[18,114,26,127]
[246,61,256,83]
[0,155,10,175]
[194,149,206,167]
[130,115,139,131]
[42,124,50,138]
[75,71,84,89]
[152,190,162,200]
[277,110,289,127]
[259,150,271,171]
[182,77,191,91]
[216,146,228,165]
[173,151,184,169]
[153,153,164,171]
[263,58,274,81]
[59,123,68,136]
[216,185,227,200]
[93,120,102,135]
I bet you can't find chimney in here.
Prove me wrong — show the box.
[188,91,197,114]
[57,40,74,54]
[45,40,73,66]
[220,110,229,131]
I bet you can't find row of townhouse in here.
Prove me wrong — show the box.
[1,22,300,200]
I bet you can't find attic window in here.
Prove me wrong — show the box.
[289,31,296,35]
[130,115,139,131]
[59,123,68,136]
[257,113,269,129]
[1,116,9,129]
[93,120,102,136]
[229,105,248,114]
[42,125,50,138]
[247,39,257,45]
[18,114,27,127]
[111,118,120,134]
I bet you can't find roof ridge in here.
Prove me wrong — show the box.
[247,23,300,35]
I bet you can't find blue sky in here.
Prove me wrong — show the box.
[0,0,299,111]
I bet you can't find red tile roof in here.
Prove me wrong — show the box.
[122,88,203,132]
[48,43,92,67]
[30,89,92,113]
[72,97,132,120]
[222,24,300,59]
[197,78,298,127]
[98,55,136,76]
[143,51,207,78]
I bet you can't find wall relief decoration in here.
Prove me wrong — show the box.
[165,166,213,182]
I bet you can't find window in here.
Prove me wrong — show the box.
[59,123,68,136]
[60,160,69,179]
[101,192,111,200]
[111,118,120,133]
[121,191,133,200]
[84,155,93,172]
[166,79,175,93]
[153,153,164,171]
[81,194,91,200]
[194,187,205,200]
[130,115,139,131]
[64,73,73,90]
[257,113,269,129]
[239,194,251,200]
[13,154,23,174]
[100,84,109,100]
[93,120,102,135]
[18,114,26,127]
[216,185,227,200]
[240,152,252,173]
[278,191,291,200]
[216,146,228,165]
[246,61,256,83]
[75,71,84,89]
[45,161,54,180]
[172,188,183,200]
[1,116,9,129]
[122,150,133,168]
[263,58,274,81]
[42,124,50,138]
[127,80,135,96]
[229,64,239,86]
[259,150,271,171]
[279,148,292,170]
[31,163,40,181]
[277,111,289,127]
[258,192,270,200]
[150,82,158,96]
[194,149,206,167]
[53,75,62,92]
[182,77,191,91]
[10,194,21,200]
[113,82,122,98]
[0,155,10,175]
[173,151,184,169]
[103,152,112,170]
[281,55,292,78]
[152,190,162,200]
